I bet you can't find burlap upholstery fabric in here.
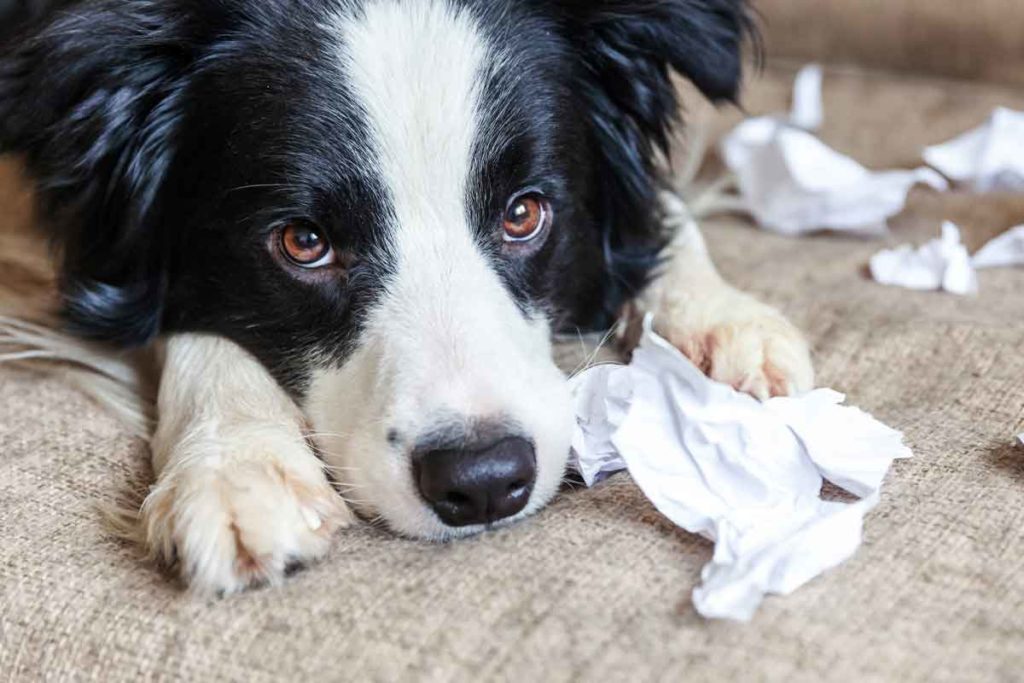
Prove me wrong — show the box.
[755,0,1024,87]
[3,44,1024,683]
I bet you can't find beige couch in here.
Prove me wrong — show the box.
[2,2,1023,680]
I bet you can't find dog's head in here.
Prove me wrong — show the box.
[0,0,750,538]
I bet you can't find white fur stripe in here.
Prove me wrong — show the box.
[307,1,574,539]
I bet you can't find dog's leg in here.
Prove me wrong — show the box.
[630,191,814,399]
[142,333,352,594]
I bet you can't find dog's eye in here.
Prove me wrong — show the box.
[279,221,335,268]
[503,194,551,243]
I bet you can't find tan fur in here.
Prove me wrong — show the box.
[0,158,56,321]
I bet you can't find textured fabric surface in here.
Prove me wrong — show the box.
[2,66,1024,681]
[755,0,1024,86]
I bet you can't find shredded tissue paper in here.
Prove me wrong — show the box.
[570,317,912,622]
[870,222,1024,295]
[923,108,1024,192]
[720,65,947,237]
[583,65,1020,620]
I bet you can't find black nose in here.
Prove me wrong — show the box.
[415,436,536,527]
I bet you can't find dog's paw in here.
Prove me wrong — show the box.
[662,289,814,400]
[141,429,352,595]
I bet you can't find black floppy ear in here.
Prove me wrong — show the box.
[0,1,210,345]
[564,0,753,149]
[556,0,754,315]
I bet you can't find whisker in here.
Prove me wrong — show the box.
[569,325,619,379]
[363,514,388,529]
[223,182,301,195]
[560,477,584,492]
[334,482,370,491]
[338,497,373,506]
[303,430,357,439]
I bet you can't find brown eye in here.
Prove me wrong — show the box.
[503,193,551,243]
[279,221,334,268]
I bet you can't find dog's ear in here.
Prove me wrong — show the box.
[564,0,753,144]
[0,1,217,345]
[554,0,754,314]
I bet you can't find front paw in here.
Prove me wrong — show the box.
[661,290,815,400]
[141,429,352,595]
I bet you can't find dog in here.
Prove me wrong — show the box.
[0,0,814,594]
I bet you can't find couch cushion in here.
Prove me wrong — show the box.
[2,65,1023,681]
[755,0,1024,86]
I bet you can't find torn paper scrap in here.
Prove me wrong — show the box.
[971,224,1024,269]
[569,318,911,621]
[790,63,824,131]
[869,222,978,295]
[722,122,947,237]
[694,495,877,621]
[870,222,1024,294]
[570,363,629,487]
[720,66,947,237]
[923,108,1024,192]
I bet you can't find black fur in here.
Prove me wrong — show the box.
[0,0,227,344]
[0,0,751,394]
[0,0,66,43]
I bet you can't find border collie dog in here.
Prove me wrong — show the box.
[0,0,813,593]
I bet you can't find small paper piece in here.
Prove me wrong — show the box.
[971,224,1024,269]
[869,222,979,295]
[869,222,1024,295]
[923,108,1024,192]
[790,63,824,131]
[570,318,911,622]
[720,65,948,237]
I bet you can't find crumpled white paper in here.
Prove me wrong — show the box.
[923,108,1024,192]
[789,63,824,131]
[869,222,979,295]
[869,222,1024,294]
[570,318,911,621]
[720,65,948,237]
